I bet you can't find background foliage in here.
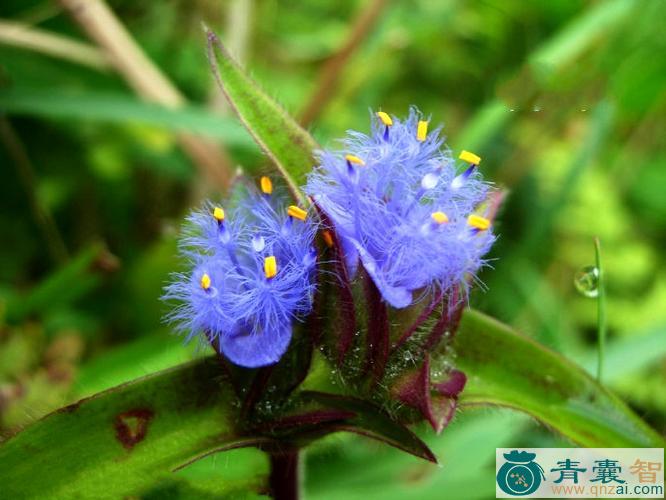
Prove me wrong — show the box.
[1,0,665,498]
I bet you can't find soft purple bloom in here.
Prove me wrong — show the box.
[163,185,317,368]
[304,107,495,308]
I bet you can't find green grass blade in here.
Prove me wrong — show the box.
[5,243,105,323]
[530,0,634,80]
[594,237,607,381]
[577,324,666,383]
[454,309,663,447]
[206,29,318,203]
[0,87,254,147]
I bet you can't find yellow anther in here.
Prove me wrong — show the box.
[376,111,393,127]
[264,256,277,279]
[200,273,211,290]
[287,205,307,221]
[467,214,490,231]
[322,230,334,248]
[417,120,429,142]
[213,206,225,222]
[345,154,365,166]
[431,211,449,224]
[459,150,481,165]
[260,176,273,195]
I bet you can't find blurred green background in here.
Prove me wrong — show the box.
[1,0,664,498]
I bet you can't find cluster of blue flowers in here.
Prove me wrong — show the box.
[164,108,495,368]
[163,181,317,368]
[305,107,495,308]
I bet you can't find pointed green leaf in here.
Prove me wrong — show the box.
[206,29,318,203]
[454,309,663,447]
[0,358,262,499]
[0,356,435,498]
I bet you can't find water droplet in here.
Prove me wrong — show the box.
[574,265,599,298]
[533,105,541,112]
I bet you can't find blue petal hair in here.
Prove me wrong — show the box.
[304,107,495,308]
[163,184,317,368]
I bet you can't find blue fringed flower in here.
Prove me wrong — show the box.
[305,107,495,308]
[163,181,317,368]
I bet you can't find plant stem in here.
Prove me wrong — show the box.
[269,449,301,500]
[0,19,110,71]
[594,237,606,382]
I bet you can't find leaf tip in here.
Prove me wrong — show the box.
[424,446,439,464]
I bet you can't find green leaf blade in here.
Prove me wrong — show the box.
[206,29,318,203]
[0,359,248,499]
[454,309,663,447]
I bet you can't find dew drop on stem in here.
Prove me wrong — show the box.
[574,265,599,298]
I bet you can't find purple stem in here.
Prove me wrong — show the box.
[269,449,301,500]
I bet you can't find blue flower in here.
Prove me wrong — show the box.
[163,180,318,368]
[304,107,495,308]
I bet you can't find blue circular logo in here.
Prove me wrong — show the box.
[497,450,545,496]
